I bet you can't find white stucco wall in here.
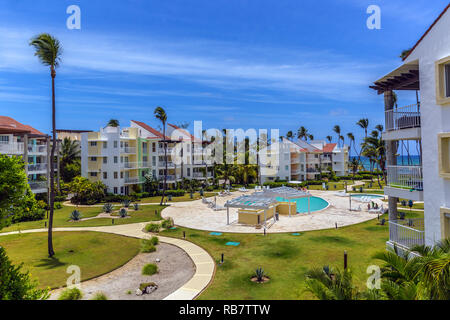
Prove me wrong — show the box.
[405,9,450,245]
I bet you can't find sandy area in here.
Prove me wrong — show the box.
[161,190,385,233]
[50,243,196,300]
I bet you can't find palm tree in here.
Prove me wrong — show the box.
[347,133,355,158]
[107,119,119,127]
[333,125,341,147]
[308,134,314,141]
[362,127,386,186]
[349,158,359,176]
[356,118,369,138]
[154,106,168,206]
[297,126,308,141]
[400,48,412,60]
[30,33,62,258]
[326,136,332,143]
[60,137,80,165]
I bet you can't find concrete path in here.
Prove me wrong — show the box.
[0,223,215,300]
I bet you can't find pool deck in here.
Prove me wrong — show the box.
[161,190,385,234]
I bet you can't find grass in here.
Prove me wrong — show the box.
[0,231,140,289]
[0,204,165,233]
[58,287,83,300]
[159,211,423,300]
[307,182,345,191]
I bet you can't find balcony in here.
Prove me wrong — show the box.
[388,218,424,249]
[158,175,177,181]
[159,161,176,168]
[384,104,421,141]
[120,147,136,154]
[27,163,48,173]
[29,181,47,193]
[28,144,47,154]
[0,142,24,154]
[158,148,174,155]
[123,162,138,169]
[385,165,423,201]
[124,177,140,184]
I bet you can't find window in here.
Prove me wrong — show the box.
[0,136,9,143]
[90,157,97,161]
[114,156,118,164]
[285,165,289,171]
[103,172,107,179]
[440,208,450,239]
[438,133,450,179]
[152,143,156,152]
[143,142,148,153]
[90,172,97,177]
[103,141,107,149]
[114,172,118,179]
[435,56,450,105]
[120,187,124,194]
[114,141,118,148]
[90,141,97,146]
[187,168,190,176]
[114,187,118,194]
[103,157,107,164]
[120,172,124,179]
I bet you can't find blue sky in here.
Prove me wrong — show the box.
[0,0,447,147]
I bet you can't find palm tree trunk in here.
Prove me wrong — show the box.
[48,67,56,257]
[160,125,167,206]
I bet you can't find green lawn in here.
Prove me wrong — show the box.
[308,182,345,191]
[0,204,165,233]
[0,231,140,289]
[160,211,424,300]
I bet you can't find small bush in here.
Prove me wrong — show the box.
[119,208,128,218]
[58,287,83,300]
[142,263,158,276]
[122,199,131,208]
[103,203,114,213]
[150,236,159,245]
[69,210,82,221]
[91,292,108,300]
[161,217,174,229]
[140,239,156,253]
[133,203,139,211]
[145,223,161,233]
[54,202,62,210]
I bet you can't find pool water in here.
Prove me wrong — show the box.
[351,194,384,200]
[276,196,329,213]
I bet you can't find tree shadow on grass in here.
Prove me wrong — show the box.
[35,257,66,269]
[308,235,356,246]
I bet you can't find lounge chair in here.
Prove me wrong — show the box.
[238,187,248,192]
[213,204,226,211]
[369,205,385,214]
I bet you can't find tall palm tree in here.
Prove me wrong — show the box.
[400,48,412,60]
[333,125,341,147]
[308,134,314,141]
[326,136,332,143]
[356,118,369,138]
[297,126,308,141]
[347,133,355,158]
[30,33,62,258]
[107,119,119,127]
[154,106,168,206]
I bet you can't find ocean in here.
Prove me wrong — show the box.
[350,156,421,170]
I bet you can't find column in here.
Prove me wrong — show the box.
[23,134,29,176]
[384,90,398,221]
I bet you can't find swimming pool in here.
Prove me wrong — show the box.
[351,194,385,200]
[276,196,329,213]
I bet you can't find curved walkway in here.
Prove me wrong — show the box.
[0,223,215,300]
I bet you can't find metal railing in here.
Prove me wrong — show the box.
[158,148,174,155]
[387,165,423,190]
[27,163,48,172]
[158,175,177,181]
[120,147,136,154]
[385,103,421,131]
[0,142,24,154]
[29,181,47,190]
[159,161,176,168]
[124,177,140,184]
[123,162,138,169]
[28,144,47,153]
[389,218,425,249]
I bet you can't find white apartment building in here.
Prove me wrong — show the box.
[260,138,349,184]
[0,116,55,194]
[81,120,213,195]
[370,4,450,249]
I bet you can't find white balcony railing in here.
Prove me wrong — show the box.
[120,147,136,154]
[159,175,177,181]
[124,177,140,184]
[0,142,24,154]
[389,219,425,249]
[385,104,421,131]
[27,163,48,172]
[159,161,176,168]
[158,148,174,155]
[29,181,47,190]
[139,162,151,168]
[387,165,423,190]
[28,144,47,153]
[123,162,138,169]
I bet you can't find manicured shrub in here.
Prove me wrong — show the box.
[91,292,108,300]
[133,203,139,211]
[58,287,83,300]
[119,208,128,218]
[103,203,114,213]
[142,263,158,276]
[54,202,62,210]
[150,236,159,245]
[140,239,156,253]
[145,223,161,233]
[122,199,131,208]
[69,210,82,221]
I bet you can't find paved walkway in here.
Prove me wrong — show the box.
[0,223,215,300]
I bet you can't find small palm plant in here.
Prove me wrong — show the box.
[70,210,82,221]
[122,199,131,208]
[103,203,114,214]
[254,267,266,282]
[119,208,128,218]
[133,203,139,211]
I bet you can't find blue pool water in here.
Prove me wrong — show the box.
[351,194,384,200]
[276,196,329,213]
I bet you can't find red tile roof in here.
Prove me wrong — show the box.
[131,120,171,140]
[0,116,46,136]
[403,4,450,61]
[322,143,337,153]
